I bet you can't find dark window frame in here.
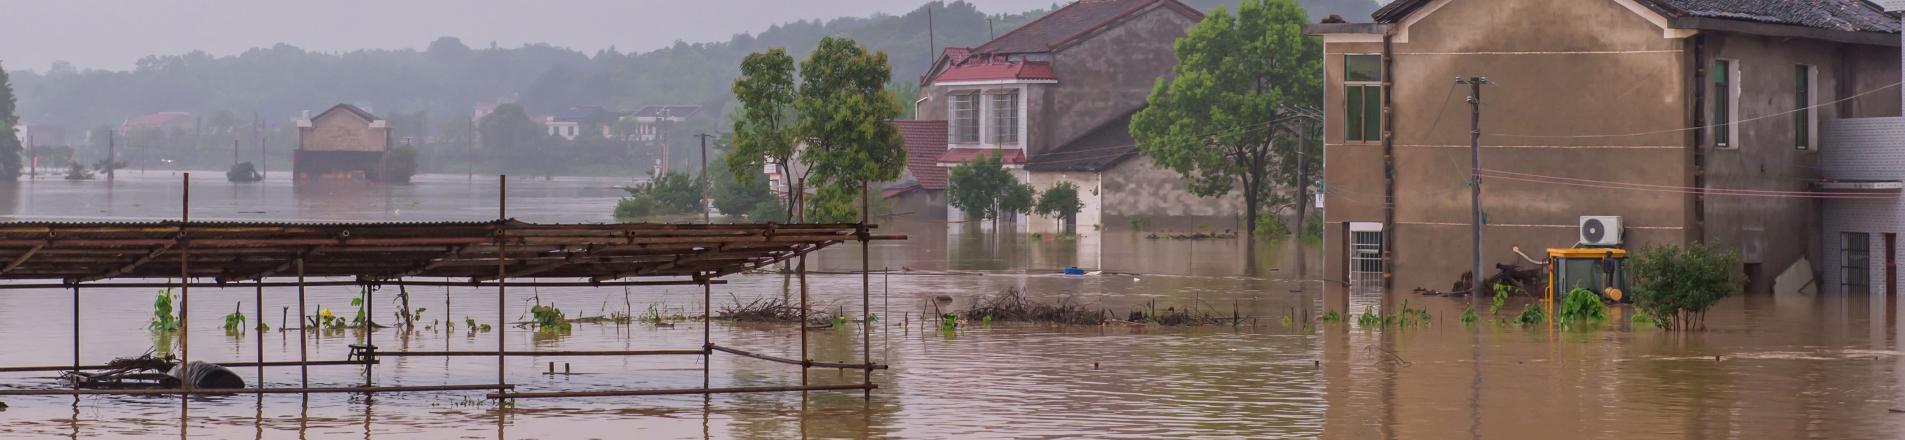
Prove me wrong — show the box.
[1795,64,1815,151]
[1712,59,1735,148]
[1844,232,1871,294]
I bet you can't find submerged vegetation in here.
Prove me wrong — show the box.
[1558,288,1608,323]
[148,288,180,333]
[528,304,572,333]
[1631,243,1742,331]
[944,288,1230,327]
[1353,301,1432,329]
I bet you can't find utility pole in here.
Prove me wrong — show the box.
[697,133,714,224]
[26,134,34,179]
[232,139,240,168]
[107,130,116,183]
[1458,76,1491,304]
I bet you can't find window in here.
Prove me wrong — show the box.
[951,93,979,144]
[989,91,1019,145]
[1795,64,1817,151]
[1712,60,1736,148]
[1844,232,1870,294]
[1344,55,1382,142]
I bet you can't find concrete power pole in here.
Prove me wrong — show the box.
[697,133,714,224]
[1458,76,1491,304]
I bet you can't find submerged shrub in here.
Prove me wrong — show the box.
[1513,303,1547,326]
[1631,243,1742,331]
[149,288,181,332]
[1559,288,1608,323]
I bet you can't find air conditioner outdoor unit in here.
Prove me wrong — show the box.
[1579,216,1623,246]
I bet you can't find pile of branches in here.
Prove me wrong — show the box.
[1416,263,1543,297]
[716,295,835,324]
[961,287,1104,325]
[955,288,1225,326]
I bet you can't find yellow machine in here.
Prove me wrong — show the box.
[1546,248,1631,303]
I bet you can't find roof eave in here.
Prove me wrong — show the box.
[1672,16,1901,47]
[1303,23,1391,36]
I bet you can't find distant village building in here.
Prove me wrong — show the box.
[1309,0,1901,306]
[1821,1,1905,297]
[626,105,700,143]
[544,106,619,140]
[120,112,194,133]
[294,104,391,181]
[18,124,67,148]
[905,0,1235,233]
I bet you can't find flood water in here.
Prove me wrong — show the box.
[0,172,1899,439]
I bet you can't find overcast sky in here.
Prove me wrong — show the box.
[0,0,1055,72]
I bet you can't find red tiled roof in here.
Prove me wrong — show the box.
[936,148,1025,166]
[895,120,950,190]
[932,57,1058,83]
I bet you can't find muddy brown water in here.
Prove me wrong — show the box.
[0,172,1898,439]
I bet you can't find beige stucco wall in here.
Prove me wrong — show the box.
[300,111,388,152]
[1026,170,1104,234]
[1323,0,1695,303]
[1102,156,1243,231]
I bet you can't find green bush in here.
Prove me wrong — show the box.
[614,171,704,220]
[383,145,419,183]
[1631,243,1742,330]
[1559,288,1608,323]
[1513,303,1546,326]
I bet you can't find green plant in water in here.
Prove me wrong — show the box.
[529,304,572,333]
[1513,303,1547,326]
[222,303,247,333]
[149,288,180,333]
[1459,306,1478,324]
[1279,314,1294,327]
[349,287,369,326]
[1630,243,1743,331]
[1356,305,1381,327]
[939,313,959,331]
[1489,283,1513,316]
[1320,309,1343,322]
[1631,309,1656,326]
[1559,288,1608,323]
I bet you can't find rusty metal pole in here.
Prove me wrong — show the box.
[364,285,374,385]
[255,281,264,393]
[702,277,711,391]
[296,259,308,389]
[860,179,871,400]
[71,286,79,393]
[180,172,191,401]
[496,175,507,396]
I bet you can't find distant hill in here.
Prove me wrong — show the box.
[9,0,1377,139]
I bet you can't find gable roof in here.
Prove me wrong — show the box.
[631,105,701,119]
[976,0,1203,54]
[931,55,1061,83]
[1024,110,1141,172]
[314,104,380,123]
[894,120,950,190]
[1374,0,1899,34]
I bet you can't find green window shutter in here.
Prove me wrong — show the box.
[1363,86,1382,142]
[1346,86,1364,141]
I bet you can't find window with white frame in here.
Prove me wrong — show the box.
[989,90,1019,145]
[1712,59,1739,148]
[1344,54,1382,142]
[951,93,979,144]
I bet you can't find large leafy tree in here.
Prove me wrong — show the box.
[728,49,804,219]
[0,63,22,180]
[947,153,1033,228]
[1130,0,1321,238]
[1035,182,1085,233]
[794,37,905,222]
[476,103,556,177]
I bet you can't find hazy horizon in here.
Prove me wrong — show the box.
[0,0,1057,72]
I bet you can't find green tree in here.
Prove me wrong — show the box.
[382,145,419,183]
[0,63,22,180]
[794,37,906,223]
[709,148,784,222]
[728,49,804,220]
[614,171,705,220]
[1035,181,1085,234]
[947,153,1031,228]
[1129,0,1321,238]
[1631,243,1743,331]
[477,103,553,176]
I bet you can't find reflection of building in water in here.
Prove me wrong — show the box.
[294,104,390,181]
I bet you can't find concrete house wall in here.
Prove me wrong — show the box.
[1038,6,1199,157]
[1821,117,1905,294]
[1317,0,1899,308]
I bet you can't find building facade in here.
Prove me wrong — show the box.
[910,0,1241,233]
[295,104,391,181]
[1311,0,1900,310]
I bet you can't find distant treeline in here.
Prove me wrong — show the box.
[4,0,1372,176]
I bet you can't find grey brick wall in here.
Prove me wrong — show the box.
[1821,117,1905,293]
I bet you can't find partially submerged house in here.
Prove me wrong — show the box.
[1310,0,1901,307]
[1821,2,1905,297]
[909,0,1241,233]
[545,106,618,140]
[295,104,392,181]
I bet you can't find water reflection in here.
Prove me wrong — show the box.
[0,174,1896,438]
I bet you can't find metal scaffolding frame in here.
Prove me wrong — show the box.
[0,174,901,402]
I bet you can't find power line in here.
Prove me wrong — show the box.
[1488,81,1903,139]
